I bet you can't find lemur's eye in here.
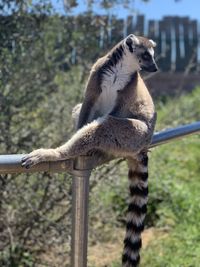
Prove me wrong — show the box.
[141,52,151,61]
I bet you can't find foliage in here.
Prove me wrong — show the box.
[141,134,200,265]
[64,0,149,12]
[63,0,181,13]
[155,87,200,130]
[0,1,82,266]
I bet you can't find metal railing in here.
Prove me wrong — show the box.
[0,121,200,267]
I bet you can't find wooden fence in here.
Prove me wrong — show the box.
[1,14,199,72]
[72,14,200,72]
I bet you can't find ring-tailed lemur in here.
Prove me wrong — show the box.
[22,34,158,267]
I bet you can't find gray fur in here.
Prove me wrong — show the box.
[22,34,157,167]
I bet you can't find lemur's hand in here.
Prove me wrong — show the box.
[21,149,46,168]
[21,148,60,169]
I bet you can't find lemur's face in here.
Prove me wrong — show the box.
[125,34,158,73]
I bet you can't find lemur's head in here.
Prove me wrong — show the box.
[124,34,158,72]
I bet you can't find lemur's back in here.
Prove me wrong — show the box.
[82,54,155,129]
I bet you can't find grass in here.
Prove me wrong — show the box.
[142,134,200,267]
[89,87,200,267]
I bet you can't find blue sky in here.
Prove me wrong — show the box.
[52,0,200,20]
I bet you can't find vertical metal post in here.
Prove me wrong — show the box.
[71,157,92,267]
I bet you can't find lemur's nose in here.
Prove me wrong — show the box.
[150,63,158,72]
[152,65,158,72]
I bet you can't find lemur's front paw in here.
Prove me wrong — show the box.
[21,149,47,169]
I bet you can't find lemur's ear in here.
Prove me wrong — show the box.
[126,34,140,45]
[125,34,139,53]
[149,39,156,47]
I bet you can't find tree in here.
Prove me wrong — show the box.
[63,0,182,12]
[0,1,81,265]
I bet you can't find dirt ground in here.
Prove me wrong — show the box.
[39,227,166,267]
[88,227,164,267]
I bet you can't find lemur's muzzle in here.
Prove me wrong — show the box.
[149,64,158,72]
[141,59,158,72]
[143,62,158,72]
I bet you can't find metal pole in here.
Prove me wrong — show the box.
[150,121,200,148]
[0,121,200,174]
[71,156,92,267]
[0,154,74,174]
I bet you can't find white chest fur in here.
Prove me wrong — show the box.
[95,52,139,117]
[97,70,130,115]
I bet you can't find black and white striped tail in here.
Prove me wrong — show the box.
[122,152,149,267]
